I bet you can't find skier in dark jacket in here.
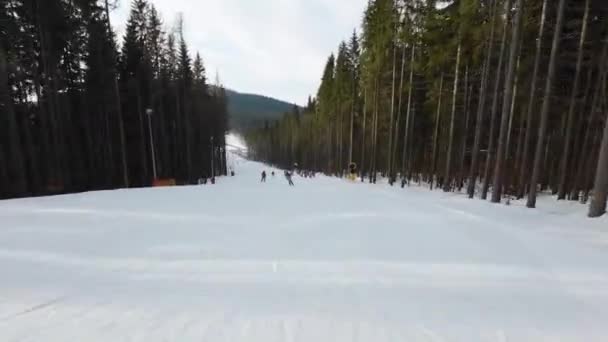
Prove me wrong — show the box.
[285,170,294,186]
[261,171,267,182]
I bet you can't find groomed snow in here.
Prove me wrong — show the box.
[1,153,608,341]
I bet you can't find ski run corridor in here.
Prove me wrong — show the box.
[1,150,608,342]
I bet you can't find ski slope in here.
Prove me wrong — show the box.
[1,153,608,341]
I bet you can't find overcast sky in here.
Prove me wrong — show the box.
[110,0,367,106]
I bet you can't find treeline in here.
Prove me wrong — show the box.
[246,0,608,217]
[1,0,228,199]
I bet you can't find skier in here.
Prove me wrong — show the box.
[271,171,275,177]
[261,171,267,182]
[348,163,358,181]
[285,170,295,186]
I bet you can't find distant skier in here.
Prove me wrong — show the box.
[271,171,275,177]
[348,163,358,181]
[261,171,267,182]
[285,170,295,186]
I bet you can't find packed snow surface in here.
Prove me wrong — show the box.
[1,153,608,341]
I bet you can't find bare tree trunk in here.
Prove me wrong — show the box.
[430,73,444,190]
[35,0,60,189]
[512,66,526,194]
[401,44,416,178]
[174,83,184,177]
[387,41,398,177]
[33,68,55,186]
[338,103,343,174]
[105,0,129,187]
[443,42,462,192]
[527,0,567,208]
[326,121,331,173]
[468,0,497,198]
[570,65,597,199]
[558,0,590,200]
[184,99,193,182]
[583,126,603,202]
[574,67,607,200]
[136,82,149,185]
[371,78,379,183]
[392,44,408,173]
[407,103,417,182]
[102,102,114,186]
[506,51,522,164]
[482,0,512,200]
[568,58,601,201]
[340,105,344,173]
[459,69,472,191]
[0,45,28,196]
[312,116,318,171]
[157,86,169,178]
[517,0,547,199]
[492,0,523,203]
[348,85,355,164]
[589,77,608,217]
[0,146,8,197]
[360,88,367,181]
[541,133,554,190]
[13,40,41,192]
[19,96,40,192]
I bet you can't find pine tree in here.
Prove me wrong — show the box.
[517,0,547,199]
[177,18,193,181]
[443,42,461,192]
[103,0,130,187]
[527,0,567,208]
[481,0,513,200]
[492,0,524,203]
[0,44,27,196]
[557,0,591,200]
[589,100,608,217]
[348,30,360,165]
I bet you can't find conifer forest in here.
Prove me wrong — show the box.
[1,0,229,199]
[246,0,608,217]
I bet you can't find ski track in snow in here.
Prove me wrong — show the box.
[1,152,608,341]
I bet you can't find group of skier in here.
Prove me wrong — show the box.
[260,169,294,186]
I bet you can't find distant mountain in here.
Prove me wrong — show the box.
[225,89,298,131]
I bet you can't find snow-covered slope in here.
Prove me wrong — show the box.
[1,154,608,341]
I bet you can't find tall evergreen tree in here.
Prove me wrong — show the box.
[527,0,567,208]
